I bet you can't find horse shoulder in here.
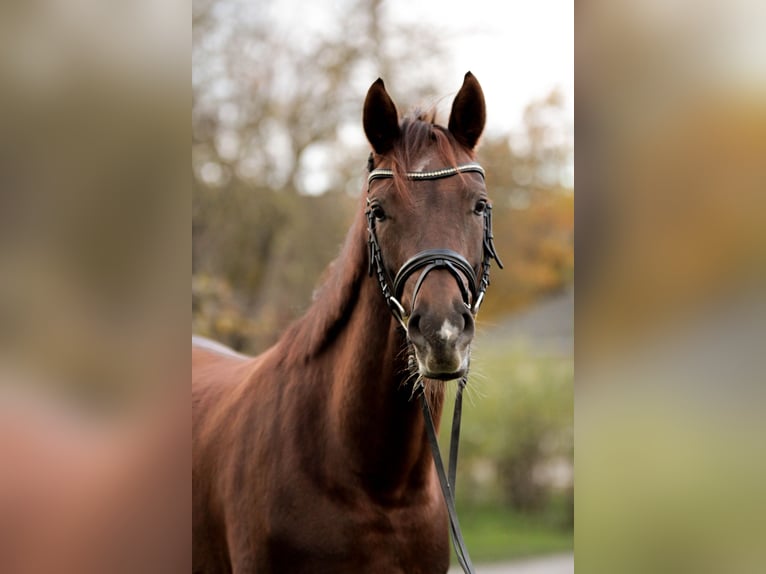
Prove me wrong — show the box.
[192,344,289,570]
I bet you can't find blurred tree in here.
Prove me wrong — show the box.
[192,0,450,352]
[478,90,574,317]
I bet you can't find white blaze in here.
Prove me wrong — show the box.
[438,320,459,343]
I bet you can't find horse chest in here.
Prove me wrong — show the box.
[262,493,450,574]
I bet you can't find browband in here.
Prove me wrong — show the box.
[368,163,485,186]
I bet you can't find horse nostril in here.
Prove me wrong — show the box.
[407,312,425,344]
[461,309,475,338]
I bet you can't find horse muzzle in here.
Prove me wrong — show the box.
[384,249,477,380]
[407,297,474,380]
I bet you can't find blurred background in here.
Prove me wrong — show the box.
[0,0,188,406]
[193,0,574,566]
[577,0,766,572]
[0,1,189,572]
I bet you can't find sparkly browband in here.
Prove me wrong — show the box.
[367,163,485,186]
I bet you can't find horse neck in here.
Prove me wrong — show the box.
[331,267,445,498]
[280,207,445,498]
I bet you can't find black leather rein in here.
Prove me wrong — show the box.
[365,160,503,574]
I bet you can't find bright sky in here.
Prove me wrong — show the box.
[265,0,573,137]
[385,0,574,136]
[214,0,574,193]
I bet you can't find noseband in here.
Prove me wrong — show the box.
[365,161,503,330]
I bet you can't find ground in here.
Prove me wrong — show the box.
[449,553,573,574]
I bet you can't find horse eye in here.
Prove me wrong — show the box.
[474,200,488,215]
[371,205,386,221]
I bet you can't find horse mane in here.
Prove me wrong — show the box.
[276,110,473,365]
[384,109,475,202]
[273,208,365,366]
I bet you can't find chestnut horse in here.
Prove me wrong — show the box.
[193,72,500,573]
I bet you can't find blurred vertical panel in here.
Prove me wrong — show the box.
[577,0,766,572]
[0,0,188,402]
[0,0,189,572]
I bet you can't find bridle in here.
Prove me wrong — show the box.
[366,161,503,331]
[365,159,503,574]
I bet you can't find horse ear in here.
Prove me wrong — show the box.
[448,72,486,150]
[363,78,400,154]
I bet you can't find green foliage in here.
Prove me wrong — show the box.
[456,495,574,562]
[435,335,573,562]
[441,338,573,519]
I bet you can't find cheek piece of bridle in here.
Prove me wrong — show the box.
[365,159,503,574]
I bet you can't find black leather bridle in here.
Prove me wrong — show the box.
[365,159,503,574]
[366,162,503,330]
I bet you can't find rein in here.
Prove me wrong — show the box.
[365,160,503,574]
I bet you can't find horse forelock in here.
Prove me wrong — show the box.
[382,112,475,204]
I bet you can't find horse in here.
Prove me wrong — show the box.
[192,72,501,574]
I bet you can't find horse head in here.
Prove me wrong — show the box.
[363,72,500,381]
